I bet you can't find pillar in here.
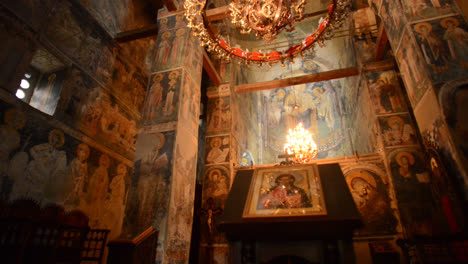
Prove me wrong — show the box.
[122,11,203,264]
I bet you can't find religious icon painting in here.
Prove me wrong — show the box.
[243,164,327,218]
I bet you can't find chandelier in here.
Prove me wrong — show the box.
[229,0,306,42]
[184,0,352,65]
[284,123,318,163]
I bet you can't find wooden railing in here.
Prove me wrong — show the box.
[106,227,158,264]
[0,199,110,264]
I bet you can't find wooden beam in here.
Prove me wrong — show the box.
[235,67,359,94]
[206,6,230,22]
[114,24,159,43]
[373,23,388,61]
[205,7,328,22]
[203,50,222,86]
[161,0,177,12]
[363,59,394,72]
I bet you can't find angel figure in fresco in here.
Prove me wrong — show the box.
[163,71,179,117]
[144,74,164,120]
[15,129,67,205]
[64,143,90,207]
[156,32,172,67]
[383,116,415,146]
[0,109,26,199]
[170,29,186,65]
[206,137,229,164]
[414,22,449,73]
[258,174,311,209]
[441,17,468,68]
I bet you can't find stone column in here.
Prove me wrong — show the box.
[123,11,203,264]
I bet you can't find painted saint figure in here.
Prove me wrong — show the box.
[258,174,311,209]
[87,154,110,227]
[414,22,449,73]
[441,17,468,68]
[347,171,397,235]
[14,129,68,204]
[206,137,229,164]
[144,74,164,120]
[65,143,90,207]
[207,98,229,132]
[163,71,179,117]
[156,32,172,67]
[383,116,415,146]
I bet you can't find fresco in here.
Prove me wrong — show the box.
[29,69,66,116]
[123,131,175,243]
[206,96,230,135]
[165,126,198,263]
[412,15,468,84]
[379,115,417,147]
[345,170,397,236]
[201,165,230,243]
[143,69,182,125]
[79,0,153,36]
[396,29,431,107]
[366,71,407,115]
[350,84,376,155]
[178,72,201,134]
[426,149,465,233]
[183,34,203,85]
[45,0,115,85]
[380,0,408,47]
[205,135,230,165]
[153,13,191,72]
[56,67,138,160]
[109,54,148,113]
[0,101,132,239]
[389,149,449,236]
[401,0,457,21]
[263,80,351,162]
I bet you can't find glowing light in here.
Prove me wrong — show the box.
[20,79,30,89]
[284,123,318,163]
[16,89,25,99]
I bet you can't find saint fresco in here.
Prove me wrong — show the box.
[412,16,468,83]
[205,135,230,164]
[345,170,397,236]
[0,103,132,239]
[366,70,407,115]
[379,115,417,147]
[143,69,182,125]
